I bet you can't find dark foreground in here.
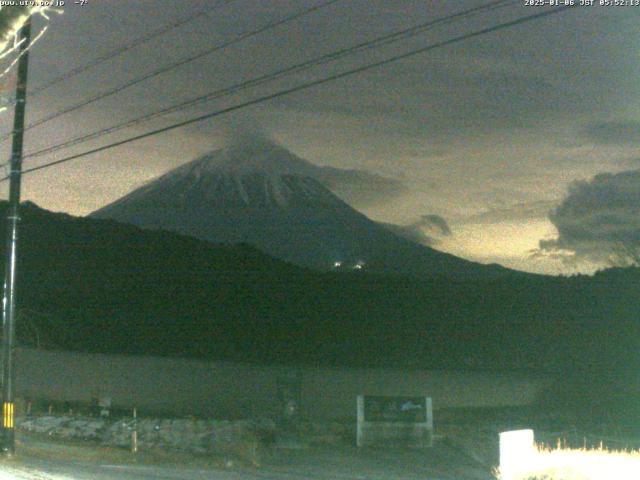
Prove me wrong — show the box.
[0,432,494,480]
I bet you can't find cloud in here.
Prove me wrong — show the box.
[222,116,273,149]
[315,167,407,208]
[463,201,557,224]
[218,116,407,208]
[538,169,640,267]
[380,214,451,247]
[583,120,640,146]
[420,214,451,236]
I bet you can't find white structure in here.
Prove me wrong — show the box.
[499,429,536,480]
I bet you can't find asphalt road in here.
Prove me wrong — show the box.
[1,434,494,480]
[0,460,242,479]
[0,448,493,480]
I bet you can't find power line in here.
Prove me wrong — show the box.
[24,0,518,161]
[6,5,577,181]
[28,0,237,96]
[0,0,341,146]
[16,5,577,178]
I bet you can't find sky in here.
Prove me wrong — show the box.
[0,0,639,275]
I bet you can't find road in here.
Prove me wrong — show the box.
[0,460,241,480]
[0,447,493,480]
[0,434,494,479]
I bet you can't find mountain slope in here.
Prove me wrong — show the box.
[91,140,516,279]
[3,202,639,425]
[0,201,638,379]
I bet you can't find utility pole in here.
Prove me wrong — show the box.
[1,18,32,455]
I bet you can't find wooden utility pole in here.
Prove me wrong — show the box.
[1,18,32,455]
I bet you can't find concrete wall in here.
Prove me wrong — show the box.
[14,347,550,419]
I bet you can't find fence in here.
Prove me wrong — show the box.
[14,347,550,419]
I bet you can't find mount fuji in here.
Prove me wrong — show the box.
[91,139,514,279]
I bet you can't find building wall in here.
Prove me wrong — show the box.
[14,347,550,419]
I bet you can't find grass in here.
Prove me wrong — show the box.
[11,431,260,470]
[495,444,640,480]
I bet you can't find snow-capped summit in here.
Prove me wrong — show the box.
[147,136,406,209]
[186,137,316,176]
[97,138,346,211]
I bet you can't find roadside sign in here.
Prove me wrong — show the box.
[357,395,433,448]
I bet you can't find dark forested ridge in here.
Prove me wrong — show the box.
[3,201,639,385]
